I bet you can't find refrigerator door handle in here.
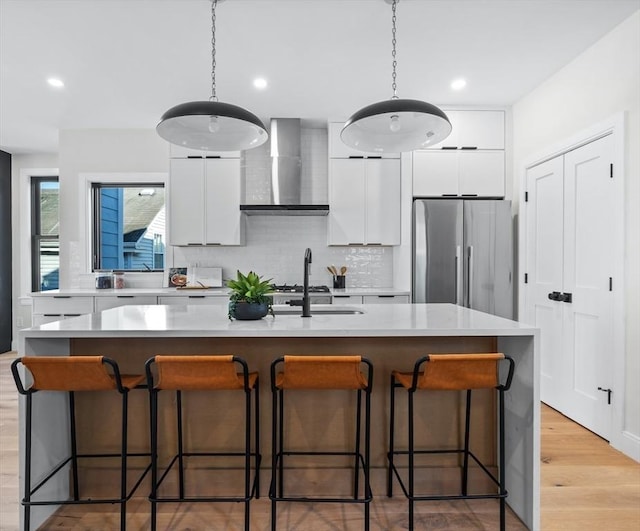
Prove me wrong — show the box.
[467,245,474,308]
[455,245,462,305]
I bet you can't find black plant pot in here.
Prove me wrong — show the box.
[230,301,269,320]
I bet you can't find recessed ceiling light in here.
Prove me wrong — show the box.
[451,78,467,91]
[47,77,64,88]
[253,77,268,90]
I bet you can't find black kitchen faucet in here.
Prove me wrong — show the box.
[287,248,312,317]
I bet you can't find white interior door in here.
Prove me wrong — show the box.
[561,135,614,439]
[525,156,565,410]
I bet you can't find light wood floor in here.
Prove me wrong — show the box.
[1,351,639,530]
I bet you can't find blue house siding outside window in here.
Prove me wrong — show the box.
[100,188,124,269]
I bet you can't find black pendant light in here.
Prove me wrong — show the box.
[341,0,451,153]
[157,0,268,151]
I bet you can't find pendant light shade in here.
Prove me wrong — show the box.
[341,98,451,153]
[157,101,268,151]
[342,0,451,153]
[157,0,267,152]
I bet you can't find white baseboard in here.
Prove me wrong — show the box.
[613,430,640,463]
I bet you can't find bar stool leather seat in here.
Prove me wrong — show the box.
[145,355,260,531]
[270,355,373,531]
[11,355,150,531]
[387,352,515,531]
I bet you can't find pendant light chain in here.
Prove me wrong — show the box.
[210,0,218,102]
[391,0,398,99]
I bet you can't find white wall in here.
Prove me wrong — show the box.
[11,153,59,348]
[512,11,640,448]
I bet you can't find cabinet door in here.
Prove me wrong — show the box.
[94,295,157,312]
[328,159,366,245]
[458,151,505,197]
[363,295,409,304]
[204,159,243,245]
[365,159,400,245]
[169,159,205,245]
[412,151,459,196]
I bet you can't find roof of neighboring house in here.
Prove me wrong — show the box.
[40,189,59,236]
[123,187,165,235]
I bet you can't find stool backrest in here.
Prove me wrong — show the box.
[14,356,120,392]
[273,355,370,390]
[417,353,510,391]
[149,355,247,390]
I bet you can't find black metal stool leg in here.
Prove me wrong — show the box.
[354,388,362,499]
[255,378,260,499]
[245,387,251,531]
[24,394,32,531]
[278,388,284,499]
[120,390,129,531]
[176,390,185,499]
[387,375,396,497]
[271,388,278,531]
[462,389,472,496]
[150,388,158,531]
[408,389,415,531]
[499,388,506,531]
[69,391,80,502]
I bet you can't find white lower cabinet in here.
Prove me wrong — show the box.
[158,296,228,306]
[328,159,401,245]
[32,296,94,326]
[413,150,505,198]
[94,295,158,312]
[332,295,363,304]
[363,295,409,304]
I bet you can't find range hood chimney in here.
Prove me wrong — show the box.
[240,118,329,216]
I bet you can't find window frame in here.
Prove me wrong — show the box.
[90,182,166,273]
[30,176,59,292]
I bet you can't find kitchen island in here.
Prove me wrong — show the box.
[18,303,539,530]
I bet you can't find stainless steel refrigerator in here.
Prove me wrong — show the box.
[412,199,513,319]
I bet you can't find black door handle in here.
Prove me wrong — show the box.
[548,291,561,301]
[558,292,573,303]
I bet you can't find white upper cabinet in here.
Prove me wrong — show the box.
[413,150,505,198]
[169,158,244,246]
[328,158,401,245]
[169,144,241,159]
[328,122,401,159]
[429,110,505,150]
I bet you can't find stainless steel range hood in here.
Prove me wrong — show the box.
[240,118,329,216]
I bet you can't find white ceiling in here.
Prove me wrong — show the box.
[1,0,638,154]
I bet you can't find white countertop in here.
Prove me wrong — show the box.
[30,287,410,297]
[20,303,537,339]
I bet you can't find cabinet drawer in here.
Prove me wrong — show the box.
[95,296,158,312]
[33,296,94,315]
[332,295,363,304]
[363,295,409,304]
[158,296,229,306]
[32,314,66,326]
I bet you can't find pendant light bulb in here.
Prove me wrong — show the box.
[389,115,401,133]
[208,115,221,133]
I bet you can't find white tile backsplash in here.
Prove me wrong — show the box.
[173,215,393,288]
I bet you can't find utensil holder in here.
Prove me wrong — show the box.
[333,275,345,289]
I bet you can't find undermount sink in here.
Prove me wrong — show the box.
[272,305,364,316]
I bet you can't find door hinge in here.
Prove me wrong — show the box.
[609,277,613,291]
[610,163,613,179]
[597,387,612,405]
[524,273,528,284]
[525,191,529,202]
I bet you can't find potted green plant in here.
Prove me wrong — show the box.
[227,270,275,320]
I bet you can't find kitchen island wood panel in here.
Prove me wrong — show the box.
[17,303,539,530]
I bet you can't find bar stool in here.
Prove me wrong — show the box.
[145,355,260,531]
[11,355,150,531]
[269,355,373,531]
[387,353,515,531]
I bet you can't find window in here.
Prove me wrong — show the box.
[31,177,59,291]
[91,184,165,272]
